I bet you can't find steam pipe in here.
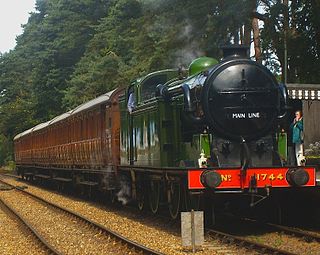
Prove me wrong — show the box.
[181,84,194,112]
[157,83,204,124]
[240,137,251,189]
[181,84,204,124]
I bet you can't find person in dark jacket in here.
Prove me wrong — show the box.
[290,110,304,166]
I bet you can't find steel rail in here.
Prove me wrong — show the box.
[207,228,297,255]
[258,220,320,243]
[266,222,320,242]
[0,197,61,255]
[218,213,320,244]
[0,178,164,255]
[1,173,19,179]
[232,216,320,244]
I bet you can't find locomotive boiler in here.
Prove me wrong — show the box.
[14,45,317,220]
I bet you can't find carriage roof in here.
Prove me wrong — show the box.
[14,89,116,141]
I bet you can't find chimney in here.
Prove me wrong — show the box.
[221,45,250,59]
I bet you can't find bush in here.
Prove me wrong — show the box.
[2,160,16,172]
[305,142,320,157]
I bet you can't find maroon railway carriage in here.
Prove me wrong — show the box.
[14,88,123,189]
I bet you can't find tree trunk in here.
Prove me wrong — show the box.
[251,0,262,63]
[252,17,262,63]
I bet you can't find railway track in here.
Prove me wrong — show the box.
[207,228,297,255]
[0,196,60,255]
[0,180,53,254]
[248,217,320,243]
[4,173,320,255]
[0,178,164,255]
[209,215,320,255]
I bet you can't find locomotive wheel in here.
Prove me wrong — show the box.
[168,182,181,219]
[137,196,145,211]
[149,180,160,214]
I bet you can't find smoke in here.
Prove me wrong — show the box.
[116,176,132,205]
[139,0,168,10]
[174,42,205,68]
[139,0,205,68]
[179,23,193,40]
[100,165,114,188]
[173,21,205,67]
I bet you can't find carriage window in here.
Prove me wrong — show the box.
[141,74,167,102]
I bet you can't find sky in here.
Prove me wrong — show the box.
[0,0,36,53]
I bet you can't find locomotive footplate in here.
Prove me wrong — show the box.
[188,167,316,190]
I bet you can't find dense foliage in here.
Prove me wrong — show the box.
[0,0,319,164]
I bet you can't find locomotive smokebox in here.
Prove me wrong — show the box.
[221,45,250,59]
[201,45,282,141]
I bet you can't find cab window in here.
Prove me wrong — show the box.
[140,74,167,102]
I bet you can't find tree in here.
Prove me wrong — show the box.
[0,0,110,164]
[260,0,320,83]
[1,0,318,165]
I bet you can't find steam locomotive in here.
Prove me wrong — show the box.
[14,45,316,220]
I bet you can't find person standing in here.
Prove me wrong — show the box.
[290,110,304,166]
